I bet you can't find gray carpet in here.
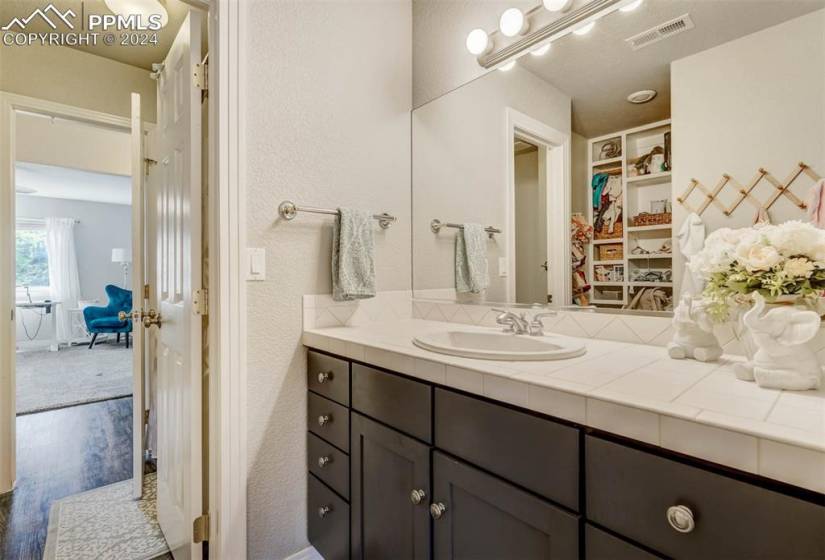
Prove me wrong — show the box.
[16,342,133,415]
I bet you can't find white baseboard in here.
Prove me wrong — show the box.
[283,546,323,560]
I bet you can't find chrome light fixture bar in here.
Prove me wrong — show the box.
[478,0,625,69]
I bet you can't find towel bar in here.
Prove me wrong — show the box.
[278,200,396,229]
[430,219,501,239]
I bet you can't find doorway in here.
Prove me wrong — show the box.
[0,2,209,558]
[513,137,549,304]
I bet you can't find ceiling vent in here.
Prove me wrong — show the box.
[625,14,694,50]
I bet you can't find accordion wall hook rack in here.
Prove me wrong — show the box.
[676,162,820,217]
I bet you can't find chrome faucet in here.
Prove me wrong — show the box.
[493,309,529,334]
[494,308,557,336]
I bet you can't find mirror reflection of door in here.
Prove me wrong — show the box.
[514,136,549,305]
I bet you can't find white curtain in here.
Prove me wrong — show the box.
[45,217,81,343]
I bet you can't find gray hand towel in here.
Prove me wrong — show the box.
[455,223,489,294]
[332,208,376,301]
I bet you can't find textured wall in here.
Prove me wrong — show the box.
[243,1,412,557]
[0,44,156,122]
[670,9,825,295]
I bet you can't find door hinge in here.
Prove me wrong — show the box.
[143,409,149,425]
[193,288,208,316]
[193,513,210,543]
[143,284,150,300]
[193,61,207,91]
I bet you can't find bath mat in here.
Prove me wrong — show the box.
[44,473,170,560]
[16,343,132,415]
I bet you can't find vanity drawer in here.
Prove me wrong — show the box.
[586,435,825,559]
[308,392,349,452]
[435,388,580,510]
[308,432,349,500]
[308,474,350,560]
[352,364,432,443]
[308,350,350,406]
[586,525,661,560]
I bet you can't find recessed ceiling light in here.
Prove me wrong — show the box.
[15,186,37,194]
[627,89,657,104]
[498,60,517,72]
[466,28,491,55]
[573,21,595,35]
[620,0,644,12]
[530,44,551,56]
[499,8,528,37]
[542,0,572,12]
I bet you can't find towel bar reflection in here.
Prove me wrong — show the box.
[278,200,397,229]
[430,219,501,239]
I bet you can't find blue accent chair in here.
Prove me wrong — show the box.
[83,285,133,349]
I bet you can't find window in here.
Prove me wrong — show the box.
[16,227,49,288]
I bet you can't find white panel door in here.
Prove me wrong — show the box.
[155,11,203,560]
[130,93,146,500]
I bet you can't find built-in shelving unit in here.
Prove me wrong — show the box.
[585,119,673,310]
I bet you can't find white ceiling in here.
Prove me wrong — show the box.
[518,0,825,137]
[0,0,195,70]
[15,162,131,206]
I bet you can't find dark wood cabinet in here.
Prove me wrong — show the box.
[307,348,825,560]
[351,412,431,560]
[431,451,579,560]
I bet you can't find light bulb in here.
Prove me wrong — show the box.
[542,0,572,11]
[466,28,491,55]
[573,21,595,35]
[498,60,517,72]
[530,44,551,57]
[499,8,527,37]
[620,0,644,11]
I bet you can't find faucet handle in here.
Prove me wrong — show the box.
[528,311,557,336]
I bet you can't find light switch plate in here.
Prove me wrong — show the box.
[498,257,508,277]
[247,248,266,281]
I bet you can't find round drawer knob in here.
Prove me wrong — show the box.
[666,505,695,533]
[317,371,332,384]
[410,489,427,505]
[430,502,447,520]
[318,505,332,519]
[318,456,332,468]
[318,414,332,427]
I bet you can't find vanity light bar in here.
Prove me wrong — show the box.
[477,0,625,69]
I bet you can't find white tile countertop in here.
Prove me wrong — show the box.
[303,318,825,494]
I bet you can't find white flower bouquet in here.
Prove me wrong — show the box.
[690,221,825,321]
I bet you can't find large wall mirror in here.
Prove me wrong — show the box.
[411,0,825,316]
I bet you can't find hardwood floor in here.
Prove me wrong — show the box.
[0,398,133,560]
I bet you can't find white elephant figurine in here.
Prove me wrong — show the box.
[668,295,723,362]
[734,293,823,390]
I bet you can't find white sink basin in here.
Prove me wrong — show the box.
[413,330,586,361]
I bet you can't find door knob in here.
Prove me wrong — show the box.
[317,371,333,384]
[318,505,332,518]
[318,456,332,468]
[119,309,162,329]
[410,489,426,505]
[429,502,447,520]
[317,414,332,427]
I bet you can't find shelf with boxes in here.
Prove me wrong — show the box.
[585,119,674,311]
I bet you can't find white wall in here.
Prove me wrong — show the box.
[571,132,588,215]
[671,9,825,294]
[243,1,412,557]
[15,112,131,177]
[412,66,570,302]
[0,44,156,122]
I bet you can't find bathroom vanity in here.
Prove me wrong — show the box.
[304,345,825,560]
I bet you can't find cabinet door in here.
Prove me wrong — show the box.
[432,452,579,560]
[351,412,431,560]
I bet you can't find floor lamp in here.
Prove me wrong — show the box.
[112,248,131,289]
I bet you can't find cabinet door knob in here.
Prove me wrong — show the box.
[317,414,332,427]
[318,456,332,468]
[317,371,332,384]
[318,505,332,519]
[430,502,447,520]
[410,489,426,505]
[666,505,695,533]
